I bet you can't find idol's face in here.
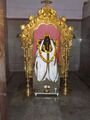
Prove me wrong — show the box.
[43,36,51,51]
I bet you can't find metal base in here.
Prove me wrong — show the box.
[34,92,59,97]
[24,87,34,97]
[60,84,71,96]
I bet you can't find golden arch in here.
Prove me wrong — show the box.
[20,5,73,95]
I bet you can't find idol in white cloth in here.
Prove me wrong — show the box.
[34,36,59,82]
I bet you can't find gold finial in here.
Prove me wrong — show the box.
[69,26,73,32]
[41,0,52,6]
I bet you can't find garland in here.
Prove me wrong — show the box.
[38,45,56,63]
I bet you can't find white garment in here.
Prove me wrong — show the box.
[34,40,59,82]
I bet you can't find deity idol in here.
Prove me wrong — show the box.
[34,36,59,82]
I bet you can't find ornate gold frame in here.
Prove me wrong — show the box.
[20,5,73,96]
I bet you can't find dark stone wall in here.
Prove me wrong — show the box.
[79,2,90,87]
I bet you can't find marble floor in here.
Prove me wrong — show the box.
[7,72,90,120]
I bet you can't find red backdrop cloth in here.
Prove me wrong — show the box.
[33,24,60,63]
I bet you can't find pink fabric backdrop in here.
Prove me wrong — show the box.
[33,24,60,63]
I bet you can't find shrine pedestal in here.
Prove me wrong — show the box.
[33,78,60,96]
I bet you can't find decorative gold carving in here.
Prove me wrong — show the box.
[19,5,73,96]
[43,85,50,93]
